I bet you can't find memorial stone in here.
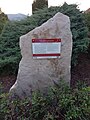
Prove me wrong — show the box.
[10,12,72,98]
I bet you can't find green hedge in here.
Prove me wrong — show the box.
[0,3,90,75]
[0,81,90,120]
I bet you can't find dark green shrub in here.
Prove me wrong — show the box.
[0,3,90,75]
[0,81,90,120]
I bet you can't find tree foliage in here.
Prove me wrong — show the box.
[84,12,90,32]
[32,0,48,13]
[84,12,90,53]
[0,8,8,34]
[86,13,90,30]
[0,3,89,75]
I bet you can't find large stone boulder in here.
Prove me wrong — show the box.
[10,12,72,98]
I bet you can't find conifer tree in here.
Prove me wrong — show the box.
[32,0,48,13]
[0,8,8,34]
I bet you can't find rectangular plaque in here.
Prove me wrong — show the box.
[32,39,61,59]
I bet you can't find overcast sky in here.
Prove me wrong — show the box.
[0,0,90,15]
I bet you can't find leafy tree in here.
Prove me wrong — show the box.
[0,3,89,75]
[0,8,8,34]
[85,13,90,30]
[32,0,48,13]
[84,12,90,34]
[84,12,90,53]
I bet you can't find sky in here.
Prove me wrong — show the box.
[0,0,90,15]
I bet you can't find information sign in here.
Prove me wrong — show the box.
[32,39,61,59]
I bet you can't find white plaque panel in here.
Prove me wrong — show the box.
[32,39,61,59]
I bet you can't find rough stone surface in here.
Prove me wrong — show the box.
[10,12,72,98]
